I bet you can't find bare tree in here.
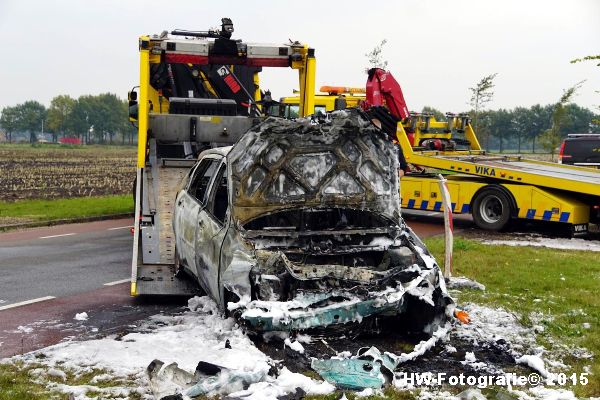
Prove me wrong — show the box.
[570,55,600,66]
[365,39,388,71]
[539,81,585,161]
[469,73,498,146]
[571,55,600,126]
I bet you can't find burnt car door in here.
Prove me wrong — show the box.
[195,160,230,304]
[174,157,219,280]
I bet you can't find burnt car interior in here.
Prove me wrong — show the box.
[188,159,219,204]
[209,165,229,224]
[243,208,393,231]
[243,208,401,265]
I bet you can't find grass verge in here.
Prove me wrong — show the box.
[0,360,141,400]
[0,195,133,226]
[0,361,67,400]
[425,237,600,397]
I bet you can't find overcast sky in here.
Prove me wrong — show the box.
[0,0,598,114]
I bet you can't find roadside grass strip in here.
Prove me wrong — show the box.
[426,237,600,397]
[0,195,133,224]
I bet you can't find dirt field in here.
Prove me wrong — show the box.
[0,145,136,201]
[0,144,556,202]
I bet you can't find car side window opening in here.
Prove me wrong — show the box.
[188,159,219,204]
[207,164,229,224]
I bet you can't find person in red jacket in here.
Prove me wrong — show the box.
[370,116,409,180]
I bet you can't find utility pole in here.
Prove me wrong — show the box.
[88,125,94,145]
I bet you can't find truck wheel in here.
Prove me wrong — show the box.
[472,186,513,231]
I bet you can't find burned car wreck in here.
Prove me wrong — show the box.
[173,109,455,337]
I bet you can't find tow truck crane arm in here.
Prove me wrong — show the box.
[362,68,443,149]
[363,68,410,120]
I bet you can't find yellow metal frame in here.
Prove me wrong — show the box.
[393,115,482,153]
[290,44,316,117]
[135,38,316,168]
[253,72,261,110]
[136,38,150,169]
[396,122,600,197]
[131,36,317,296]
[280,94,365,111]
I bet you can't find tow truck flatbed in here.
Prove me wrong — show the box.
[409,153,600,196]
[395,117,600,231]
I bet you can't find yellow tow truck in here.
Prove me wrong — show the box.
[396,114,600,234]
[274,86,365,118]
[127,18,316,296]
[279,77,600,235]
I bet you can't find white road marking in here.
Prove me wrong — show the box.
[0,296,56,311]
[107,226,133,231]
[39,233,76,239]
[103,278,130,286]
[427,212,439,216]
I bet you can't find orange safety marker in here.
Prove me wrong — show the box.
[454,309,471,324]
[319,86,366,95]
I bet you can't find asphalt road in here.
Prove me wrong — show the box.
[0,215,457,358]
[402,209,475,231]
[0,219,133,307]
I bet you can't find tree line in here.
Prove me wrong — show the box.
[0,93,136,145]
[370,42,600,155]
[1,91,597,152]
[423,101,599,153]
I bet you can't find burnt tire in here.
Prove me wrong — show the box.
[472,186,513,231]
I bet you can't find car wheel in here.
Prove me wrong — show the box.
[472,186,513,231]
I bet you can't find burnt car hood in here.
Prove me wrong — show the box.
[227,110,401,225]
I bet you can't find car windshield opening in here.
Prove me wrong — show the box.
[243,208,394,234]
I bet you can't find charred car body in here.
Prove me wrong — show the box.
[173,109,454,335]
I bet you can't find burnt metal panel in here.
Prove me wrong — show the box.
[149,114,257,143]
[228,110,401,224]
